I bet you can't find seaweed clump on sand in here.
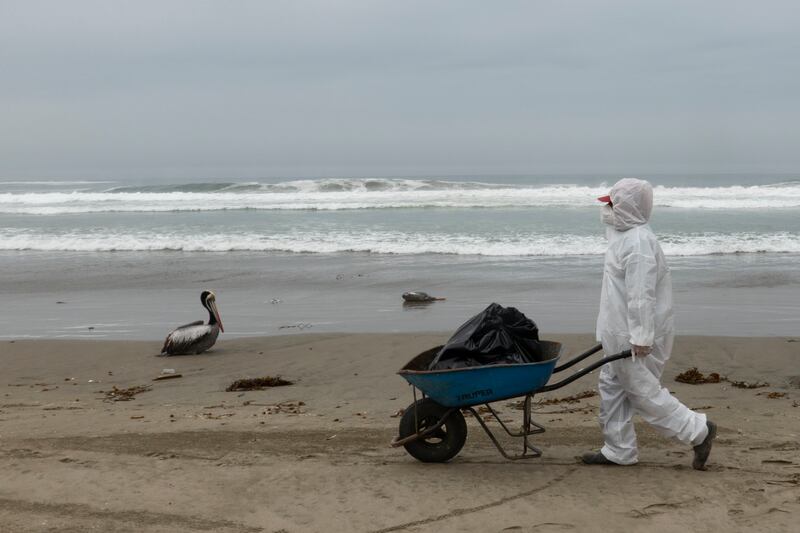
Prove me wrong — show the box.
[537,390,598,405]
[675,368,721,384]
[506,390,598,411]
[226,376,293,392]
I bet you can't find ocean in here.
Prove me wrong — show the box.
[2,174,800,255]
[2,174,799,339]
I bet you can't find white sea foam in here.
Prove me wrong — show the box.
[2,180,800,214]
[2,229,798,256]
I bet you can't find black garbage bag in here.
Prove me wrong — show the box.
[428,303,543,370]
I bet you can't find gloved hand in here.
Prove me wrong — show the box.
[632,344,652,357]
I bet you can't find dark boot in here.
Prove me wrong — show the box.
[692,420,717,471]
[581,451,618,465]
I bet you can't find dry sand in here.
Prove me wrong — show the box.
[1,333,798,532]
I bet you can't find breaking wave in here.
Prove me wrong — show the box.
[2,229,798,256]
[2,179,800,214]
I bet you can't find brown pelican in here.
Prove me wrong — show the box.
[161,290,224,355]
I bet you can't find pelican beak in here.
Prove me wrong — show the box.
[208,297,224,333]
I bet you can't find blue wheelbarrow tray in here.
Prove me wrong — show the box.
[398,340,563,408]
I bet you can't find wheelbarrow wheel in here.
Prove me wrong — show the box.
[399,398,467,463]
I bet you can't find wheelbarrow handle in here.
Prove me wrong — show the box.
[538,349,632,393]
[553,343,604,373]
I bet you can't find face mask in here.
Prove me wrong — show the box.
[600,204,615,226]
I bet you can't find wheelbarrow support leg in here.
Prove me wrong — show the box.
[467,394,544,460]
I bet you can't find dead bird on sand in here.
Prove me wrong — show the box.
[402,291,446,303]
[161,290,224,355]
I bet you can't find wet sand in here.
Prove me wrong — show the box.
[1,333,798,532]
[3,251,800,339]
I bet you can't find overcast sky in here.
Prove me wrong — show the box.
[1,1,799,179]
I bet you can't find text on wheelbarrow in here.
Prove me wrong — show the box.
[457,389,494,402]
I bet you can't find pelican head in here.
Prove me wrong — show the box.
[201,290,224,332]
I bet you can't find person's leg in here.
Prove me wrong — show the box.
[595,364,639,465]
[641,336,717,469]
[616,336,708,447]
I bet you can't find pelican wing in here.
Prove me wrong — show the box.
[161,321,203,354]
[162,323,217,355]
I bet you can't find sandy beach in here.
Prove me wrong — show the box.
[1,333,798,532]
[4,1,800,531]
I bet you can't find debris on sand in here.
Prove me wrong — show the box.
[202,412,235,420]
[675,368,721,384]
[153,373,183,381]
[677,369,769,388]
[504,390,598,412]
[101,385,151,402]
[226,376,293,391]
[279,323,313,330]
[390,409,404,418]
[766,473,800,486]
[728,379,769,389]
[263,401,305,415]
[764,392,787,399]
[537,390,598,405]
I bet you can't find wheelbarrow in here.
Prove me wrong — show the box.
[390,341,631,462]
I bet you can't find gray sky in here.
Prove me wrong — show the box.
[1,0,799,179]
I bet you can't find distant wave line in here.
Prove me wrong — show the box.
[100,177,800,194]
[3,183,800,214]
[2,230,799,256]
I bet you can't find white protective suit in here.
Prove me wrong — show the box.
[596,178,708,465]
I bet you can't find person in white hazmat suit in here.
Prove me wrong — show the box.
[583,178,717,470]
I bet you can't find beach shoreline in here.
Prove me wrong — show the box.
[1,332,798,532]
[3,250,800,340]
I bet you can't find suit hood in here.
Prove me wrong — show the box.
[608,178,653,231]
